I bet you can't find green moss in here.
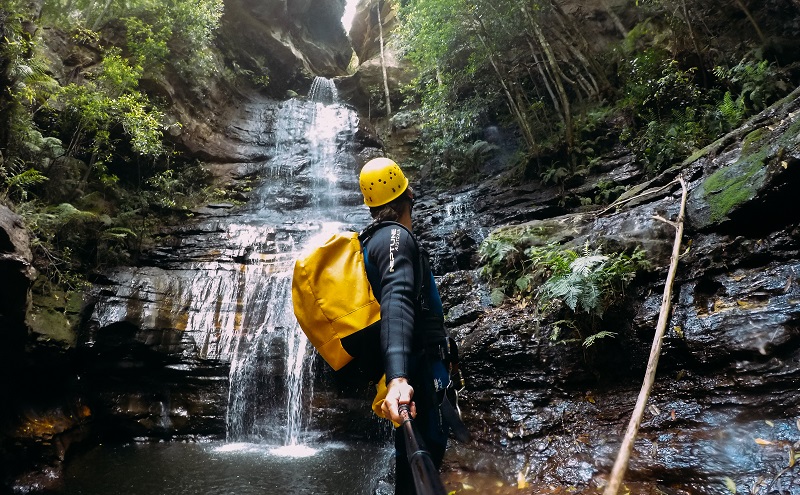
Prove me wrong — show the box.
[702,111,799,224]
[703,146,768,223]
[27,288,83,347]
[776,116,800,148]
[742,128,767,155]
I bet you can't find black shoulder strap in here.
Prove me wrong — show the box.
[358,220,407,243]
[359,221,427,306]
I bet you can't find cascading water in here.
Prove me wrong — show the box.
[224,77,366,452]
[89,77,370,454]
[73,78,394,494]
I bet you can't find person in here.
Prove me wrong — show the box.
[356,157,451,495]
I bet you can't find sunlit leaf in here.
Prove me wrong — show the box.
[754,438,772,445]
[724,477,736,494]
[517,470,529,489]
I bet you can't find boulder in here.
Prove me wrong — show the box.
[219,0,353,90]
[348,0,399,63]
[336,45,416,116]
[0,205,36,351]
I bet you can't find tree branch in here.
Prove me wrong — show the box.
[602,176,689,495]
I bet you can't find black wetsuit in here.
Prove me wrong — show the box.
[362,222,449,495]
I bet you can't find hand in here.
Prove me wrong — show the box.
[382,377,415,425]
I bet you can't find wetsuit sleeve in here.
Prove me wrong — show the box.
[367,225,419,382]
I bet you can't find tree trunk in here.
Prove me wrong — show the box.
[678,0,707,86]
[376,0,392,116]
[601,0,628,37]
[549,0,608,94]
[529,43,563,122]
[525,6,574,151]
[473,15,536,151]
[92,0,115,32]
[732,0,765,44]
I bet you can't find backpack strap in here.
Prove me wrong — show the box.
[360,221,448,357]
[359,221,425,306]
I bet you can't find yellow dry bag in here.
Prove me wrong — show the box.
[291,231,381,371]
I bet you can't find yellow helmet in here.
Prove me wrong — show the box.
[359,157,409,207]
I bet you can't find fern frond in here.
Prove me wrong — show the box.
[570,255,608,276]
[583,331,617,348]
[100,227,137,241]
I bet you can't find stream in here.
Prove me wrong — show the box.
[63,442,392,495]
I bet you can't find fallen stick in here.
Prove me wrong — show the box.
[603,176,688,495]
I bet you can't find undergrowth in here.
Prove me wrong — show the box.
[479,233,650,347]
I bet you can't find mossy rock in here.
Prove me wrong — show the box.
[689,114,800,228]
[742,128,768,155]
[27,289,83,347]
[701,148,768,224]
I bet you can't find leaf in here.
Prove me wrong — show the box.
[570,255,608,276]
[754,438,772,445]
[583,331,617,348]
[489,288,505,307]
[724,476,736,494]
[516,470,529,489]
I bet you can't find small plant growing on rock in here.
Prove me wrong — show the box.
[480,234,650,347]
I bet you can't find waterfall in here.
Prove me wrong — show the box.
[309,77,338,104]
[89,77,369,453]
[225,76,364,451]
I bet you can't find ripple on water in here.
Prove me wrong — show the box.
[64,441,393,495]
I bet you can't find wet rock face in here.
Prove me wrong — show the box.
[424,93,800,491]
[220,0,352,88]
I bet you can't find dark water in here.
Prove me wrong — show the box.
[63,441,393,495]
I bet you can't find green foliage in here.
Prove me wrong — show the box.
[534,244,648,317]
[480,233,650,347]
[97,47,143,96]
[42,0,223,81]
[614,20,793,175]
[712,59,790,130]
[0,0,235,294]
[146,169,182,208]
[124,16,171,73]
[615,44,710,173]
[397,0,562,173]
[717,91,746,129]
[401,72,494,181]
[52,47,165,164]
[2,165,49,201]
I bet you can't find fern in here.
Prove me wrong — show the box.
[718,91,745,128]
[583,331,618,348]
[100,227,137,241]
[4,168,48,201]
[570,255,608,277]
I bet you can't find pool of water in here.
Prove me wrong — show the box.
[63,441,394,495]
